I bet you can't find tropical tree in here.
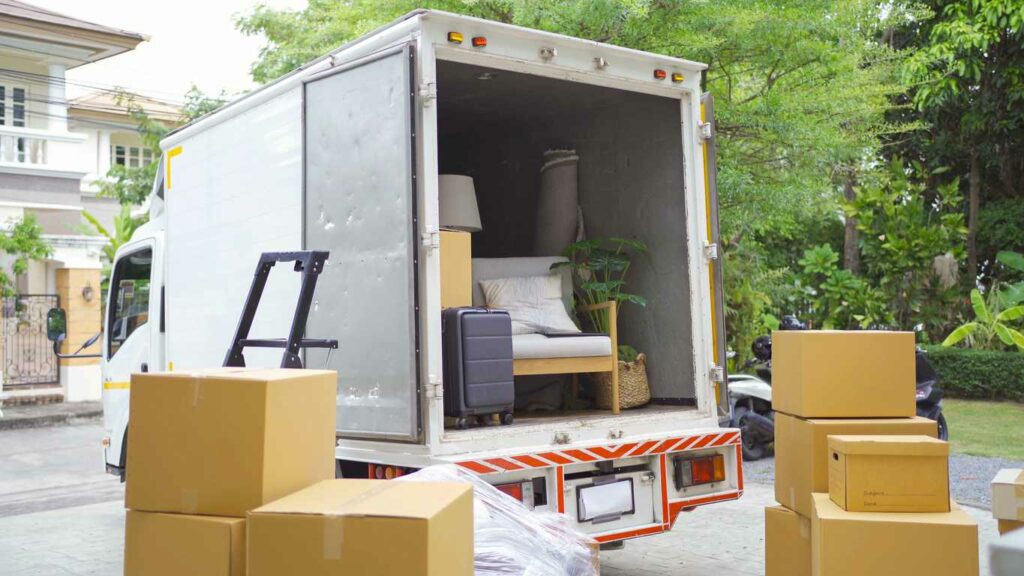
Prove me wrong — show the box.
[0,215,52,296]
[942,287,1024,351]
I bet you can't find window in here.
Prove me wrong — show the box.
[0,85,27,127]
[108,248,152,359]
[111,145,154,168]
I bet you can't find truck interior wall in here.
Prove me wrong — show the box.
[437,61,695,400]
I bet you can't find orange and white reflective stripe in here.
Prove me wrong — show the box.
[455,430,741,474]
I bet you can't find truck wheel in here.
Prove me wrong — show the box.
[455,417,469,430]
[501,412,514,426]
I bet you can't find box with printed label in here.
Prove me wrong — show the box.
[247,479,473,576]
[126,368,337,517]
[811,493,978,576]
[125,510,245,576]
[765,506,810,576]
[992,468,1024,521]
[828,435,949,513]
[772,330,916,418]
[774,413,937,517]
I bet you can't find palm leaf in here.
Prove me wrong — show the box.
[941,322,978,346]
[997,251,1024,273]
[1006,327,1024,351]
[996,305,1024,322]
[970,289,991,324]
[995,323,1014,346]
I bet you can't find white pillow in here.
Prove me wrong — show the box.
[480,275,580,335]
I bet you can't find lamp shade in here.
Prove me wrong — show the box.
[439,174,482,232]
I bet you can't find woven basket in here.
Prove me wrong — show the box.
[593,353,650,410]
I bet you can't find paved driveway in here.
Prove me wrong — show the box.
[0,421,1006,575]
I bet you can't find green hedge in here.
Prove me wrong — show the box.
[922,345,1024,401]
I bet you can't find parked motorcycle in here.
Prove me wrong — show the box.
[915,349,949,441]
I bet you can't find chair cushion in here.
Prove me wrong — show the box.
[472,257,573,311]
[513,334,612,359]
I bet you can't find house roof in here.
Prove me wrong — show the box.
[0,0,144,41]
[70,92,182,126]
[0,0,145,68]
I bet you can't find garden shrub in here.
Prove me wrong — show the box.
[922,345,1024,401]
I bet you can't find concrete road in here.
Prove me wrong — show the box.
[0,420,1004,575]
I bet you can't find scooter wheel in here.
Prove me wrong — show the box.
[501,412,514,426]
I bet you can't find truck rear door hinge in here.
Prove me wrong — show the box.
[419,82,437,107]
[709,364,725,383]
[703,242,719,261]
[424,374,442,398]
[699,121,713,141]
[421,226,440,251]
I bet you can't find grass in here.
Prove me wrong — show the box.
[943,399,1024,460]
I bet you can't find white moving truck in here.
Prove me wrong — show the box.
[88,10,740,543]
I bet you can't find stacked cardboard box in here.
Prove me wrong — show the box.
[992,468,1024,535]
[766,331,979,576]
[123,368,338,576]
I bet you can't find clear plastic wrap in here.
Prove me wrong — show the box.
[397,464,599,576]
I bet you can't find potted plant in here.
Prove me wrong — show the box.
[553,237,650,410]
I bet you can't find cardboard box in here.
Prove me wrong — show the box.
[774,413,937,517]
[992,468,1024,521]
[991,527,1024,576]
[247,479,473,576]
[765,506,810,576]
[126,368,337,517]
[811,493,978,576]
[772,330,916,418]
[828,435,949,513]
[125,510,245,576]
[998,519,1024,535]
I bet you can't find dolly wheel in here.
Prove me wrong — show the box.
[501,412,514,426]
[455,417,469,430]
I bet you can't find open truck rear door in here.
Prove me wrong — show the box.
[701,92,728,420]
[303,44,422,442]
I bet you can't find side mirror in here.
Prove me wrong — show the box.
[46,308,67,343]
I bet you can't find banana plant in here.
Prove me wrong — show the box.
[942,287,1024,351]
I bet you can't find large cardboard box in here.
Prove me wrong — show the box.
[811,493,978,576]
[828,435,949,513]
[772,330,916,418]
[775,413,937,517]
[126,368,337,517]
[992,468,1024,521]
[765,506,810,576]
[247,479,473,576]
[125,510,245,576]
[998,519,1024,535]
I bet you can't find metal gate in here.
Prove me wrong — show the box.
[2,295,59,387]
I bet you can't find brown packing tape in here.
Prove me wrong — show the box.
[320,481,401,561]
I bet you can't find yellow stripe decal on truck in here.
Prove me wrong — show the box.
[166,146,183,189]
[103,381,130,390]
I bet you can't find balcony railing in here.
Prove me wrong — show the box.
[0,126,87,173]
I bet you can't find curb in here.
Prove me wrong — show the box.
[0,409,103,431]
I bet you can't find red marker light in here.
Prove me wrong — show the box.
[653,69,667,80]
[472,36,487,47]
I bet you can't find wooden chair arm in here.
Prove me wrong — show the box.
[577,300,620,413]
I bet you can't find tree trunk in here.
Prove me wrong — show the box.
[842,175,860,274]
[967,151,980,283]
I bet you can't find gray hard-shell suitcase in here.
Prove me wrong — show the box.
[442,307,515,428]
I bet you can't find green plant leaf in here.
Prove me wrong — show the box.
[995,323,1015,346]
[971,289,991,324]
[1006,327,1024,351]
[618,344,639,362]
[996,305,1024,322]
[997,251,1024,273]
[942,322,978,346]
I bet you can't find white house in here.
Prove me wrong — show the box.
[0,1,156,403]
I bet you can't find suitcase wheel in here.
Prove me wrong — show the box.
[501,412,514,426]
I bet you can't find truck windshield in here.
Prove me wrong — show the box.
[108,248,152,359]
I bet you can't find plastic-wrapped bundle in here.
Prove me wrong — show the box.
[397,465,599,576]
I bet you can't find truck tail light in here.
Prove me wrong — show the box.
[495,480,536,508]
[653,69,667,80]
[495,481,524,501]
[472,36,488,47]
[447,32,463,44]
[674,454,726,490]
